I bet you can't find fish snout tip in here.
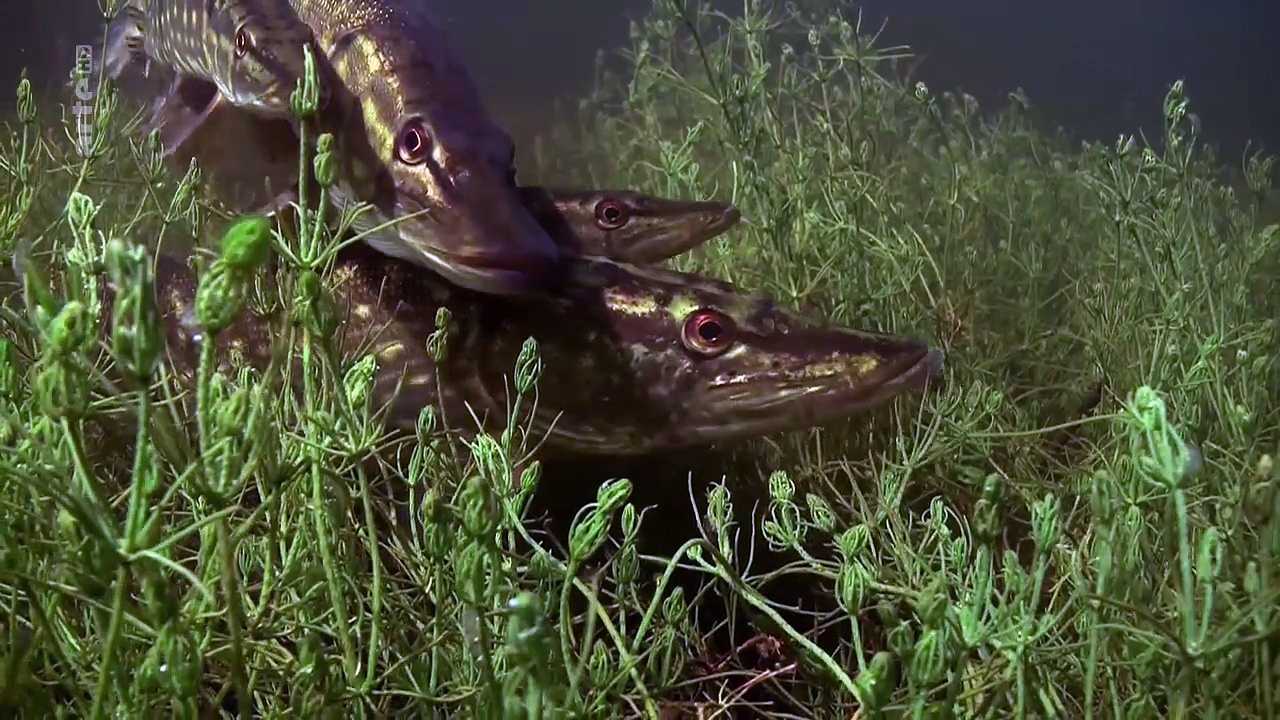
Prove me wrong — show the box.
[875,340,944,392]
[704,203,740,234]
[922,347,946,384]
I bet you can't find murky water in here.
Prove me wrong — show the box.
[3,1,1277,157]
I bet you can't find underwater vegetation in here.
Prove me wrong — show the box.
[1,0,1279,717]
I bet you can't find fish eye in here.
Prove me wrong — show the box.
[395,120,431,164]
[681,308,736,358]
[594,198,628,230]
[234,27,250,57]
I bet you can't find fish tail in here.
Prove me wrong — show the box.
[102,4,146,80]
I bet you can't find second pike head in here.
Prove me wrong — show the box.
[520,187,742,265]
[323,23,561,296]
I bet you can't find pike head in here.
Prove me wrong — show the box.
[105,0,321,154]
[519,186,741,264]
[295,1,562,295]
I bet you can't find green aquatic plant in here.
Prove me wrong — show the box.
[0,0,1278,717]
[545,0,1279,714]
[0,52,681,719]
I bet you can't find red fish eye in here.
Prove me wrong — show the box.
[395,120,431,164]
[594,198,627,230]
[681,308,736,357]
[234,28,249,57]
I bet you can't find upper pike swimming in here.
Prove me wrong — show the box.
[103,0,570,296]
[139,80,745,268]
[103,0,318,153]
[285,0,565,296]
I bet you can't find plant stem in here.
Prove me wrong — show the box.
[89,564,130,720]
[358,465,383,691]
[216,517,250,718]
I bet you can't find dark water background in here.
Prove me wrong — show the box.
[4,1,1278,167]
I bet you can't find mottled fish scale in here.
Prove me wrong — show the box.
[291,0,508,175]
[315,14,519,193]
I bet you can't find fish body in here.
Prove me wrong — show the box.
[271,0,563,296]
[104,0,318,153]
[129,1,726,291]
[114,244,942,456]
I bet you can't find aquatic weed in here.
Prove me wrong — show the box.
[543,0,1278,714]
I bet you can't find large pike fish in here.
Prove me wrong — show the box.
[103,244,943,456]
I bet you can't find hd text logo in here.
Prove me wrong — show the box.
[69,45,94,156]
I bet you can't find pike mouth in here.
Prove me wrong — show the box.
[362,226,561,295]
[664,201,741,240]
[356,193,564,296]
[782,344,945,416]
[876,347,946,395]
[686,343,946,446]
[625,204,743,263]
[411,200,565,282]
[706,205,741,234]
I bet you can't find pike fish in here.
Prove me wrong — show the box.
[108,0,566,296]
[103,0,319,155]
[147,81,744,265]
[518,187,742,265]
[105,244,943,456]
[275,0,564,295]
[276,182,742,266]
